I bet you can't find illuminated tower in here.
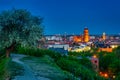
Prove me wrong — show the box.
[102,32,106,40]
[83,27,89,42]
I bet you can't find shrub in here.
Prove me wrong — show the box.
[0,57,11,80]
[56,57,105,80]
[68,51,93,57]
[16,46,45,57]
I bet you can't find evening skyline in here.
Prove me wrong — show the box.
[0,0,120,35]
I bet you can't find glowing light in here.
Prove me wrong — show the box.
[113,75,116,78]
[99,72,102,74]
[93,55,97,58]
[104,73,108,77]
[111,45,118,49]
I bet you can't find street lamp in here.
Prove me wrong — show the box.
[93,55,97,58]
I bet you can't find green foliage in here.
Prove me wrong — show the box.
[113,46,120,58]
[68,51,93,57]
[16,46,62,60]
[46,50,62,61]
[21,55,74,80]
[115,73,120,80]
[0,57,11,80]
[99,53,116,71]
[56,57,104,80]
[65,56,93,70]
[56,57,79,73]
[98,51,120,79]
[15,46,105,79]
[108,59,120,76]
[16,46,45,57]
[79,57,93,70]
[0,9,43,48]
[0,49,5,56]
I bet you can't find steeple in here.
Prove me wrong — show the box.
[102,32,106,40]
[83,27,89,42]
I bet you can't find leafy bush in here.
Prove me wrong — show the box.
[0,49,5,57]
[16,46,62,60]
[16,46,45,57]
[99,52,117,72]
[115,73,120,80]
[65,56,93,70]
[56,57,104,80]
[15,46,105,79]
[0,57,11,80]
[68,51,93,57]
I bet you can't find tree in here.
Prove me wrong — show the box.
[0,9,43,57]
[108,59,120,77]
[99,52,116,72]
[113,46,120,59]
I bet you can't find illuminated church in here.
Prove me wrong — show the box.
[102,32,106,40]
[73,27,90,43]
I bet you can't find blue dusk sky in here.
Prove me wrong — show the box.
[0,0,120,35]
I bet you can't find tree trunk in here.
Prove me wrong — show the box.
[6,49,10,58]
[6,41,16,58]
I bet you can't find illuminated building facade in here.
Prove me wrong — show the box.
[98,48,112,52]
[73,27,89,43]
[83,27,89,42]
[102,32,106,40]
[73,35,82,42]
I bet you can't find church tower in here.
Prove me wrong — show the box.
[102,32,106,40]
[83,27,89,42]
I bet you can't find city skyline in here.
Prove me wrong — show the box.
[0,0,120,35]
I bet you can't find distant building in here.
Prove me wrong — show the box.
[83,27,89,42]
[48,44,69,50]
[98,48,112,52]
[94,41,113,52]
[69,44,91,52]
[90,36,95,40]
[109,41,120,49]
[48,44,69,56]
[73,27,90,43]
[73,35,83,42]
[45,35,62,41]
[102,32,106,40]
[49,48,68,56]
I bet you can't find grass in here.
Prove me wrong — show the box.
[0,57,10,80]
[21,55,78,80]
[14,46,104,79]
[0,55,24,80]
[9,61,24,79]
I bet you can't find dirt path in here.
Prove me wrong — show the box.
[11,54,50,80]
